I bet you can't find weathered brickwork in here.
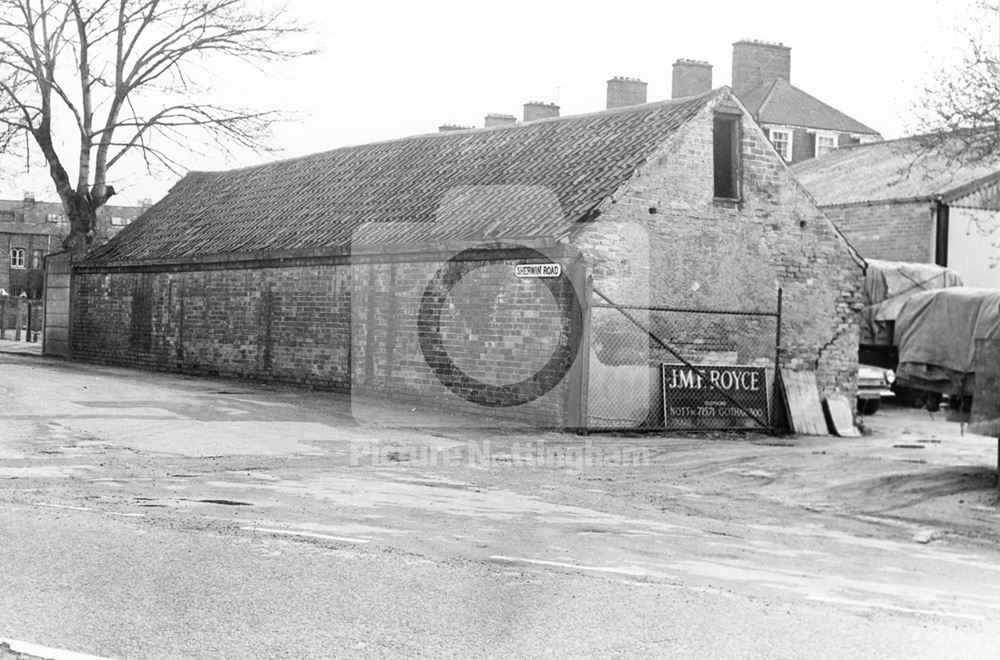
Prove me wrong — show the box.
[573,94,863,425]
[347,251,578,424]
[821,201,935,263]
[72,249,578,425]
[72,265,353,386]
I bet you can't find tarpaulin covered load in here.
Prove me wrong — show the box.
[861,260,963,345]
[895,288,1000,394]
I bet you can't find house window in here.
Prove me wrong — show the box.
[0,211,14,222]
[815,133,837,158]
[46,213,65,223]
[31,249,43,268]
[10,248,25,269]
[768,127,793,161]
[110,216,130,226]
[713,114,741,200]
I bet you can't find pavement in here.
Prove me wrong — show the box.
[3,352,1000,658]
[0,338,42,356]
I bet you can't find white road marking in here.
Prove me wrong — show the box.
[34,503,91,512]
[105,512,145,517]
[243,527,370,544]
[490,555,668,578]
[0,637,113,660]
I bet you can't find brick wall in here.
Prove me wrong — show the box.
[822,201,935,263]
[71,248,579,425]
[72,265,352,387]
[573,92,864,426]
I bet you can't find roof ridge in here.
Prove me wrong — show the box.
[433,89,720,135]
[184,90,721,179]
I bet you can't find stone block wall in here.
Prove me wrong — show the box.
[573,92,864,426]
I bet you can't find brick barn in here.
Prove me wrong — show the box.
[58,87,863,429]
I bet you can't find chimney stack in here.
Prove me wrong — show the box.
[671,59,713,98]
[606,77,647,109]
[438,124,473,133]
[22,191,35,222]
[522,102,560,122]
[731,39,790,96]
[484,113,518,128]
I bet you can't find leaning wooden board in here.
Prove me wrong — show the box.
[780,369,828,435]
[824,394,860,437]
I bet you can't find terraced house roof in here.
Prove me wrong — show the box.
[87,90,718,265]
[740,78,880,136]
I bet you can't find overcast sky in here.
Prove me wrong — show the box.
[0,0,991,206]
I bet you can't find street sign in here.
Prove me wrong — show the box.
[514,263,561,278]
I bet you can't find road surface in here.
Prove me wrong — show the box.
[2,353,1000,658]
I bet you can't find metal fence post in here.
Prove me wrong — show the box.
[772,287,783,434]
[15,297,22,341]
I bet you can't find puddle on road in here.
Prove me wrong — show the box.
[197,498,252,506]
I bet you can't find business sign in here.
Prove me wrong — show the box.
[662,364,768,429]
[514,263,562,278]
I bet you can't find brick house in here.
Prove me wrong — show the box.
[0,192,146,296]
[63,87,863,428]
[670,40,882,165]
[792,135,1000,288]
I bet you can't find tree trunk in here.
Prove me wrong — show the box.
[61,191,101,256]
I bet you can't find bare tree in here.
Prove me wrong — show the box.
[0,0,312,254]
[914,1,1000,165]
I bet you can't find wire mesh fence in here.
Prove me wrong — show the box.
[586,289,781,432]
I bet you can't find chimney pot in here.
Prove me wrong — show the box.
[671,59,713,98]
[606,77,647,109]
[522,102,560,123]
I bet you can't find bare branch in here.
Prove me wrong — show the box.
[913,2,1000,166]
[0,0,314,252]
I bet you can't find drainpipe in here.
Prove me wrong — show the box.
[934,199,949,267]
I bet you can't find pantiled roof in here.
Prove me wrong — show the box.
[792,134,1000,206]
[86,91,716,264]
[740,78,880,136]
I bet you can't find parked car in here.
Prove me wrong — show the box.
[857,364,895,414]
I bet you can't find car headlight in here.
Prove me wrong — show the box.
[885,370,895,385]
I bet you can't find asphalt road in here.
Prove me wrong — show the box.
[2,353,1000,659]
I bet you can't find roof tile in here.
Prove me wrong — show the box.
[87,92,716,264]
